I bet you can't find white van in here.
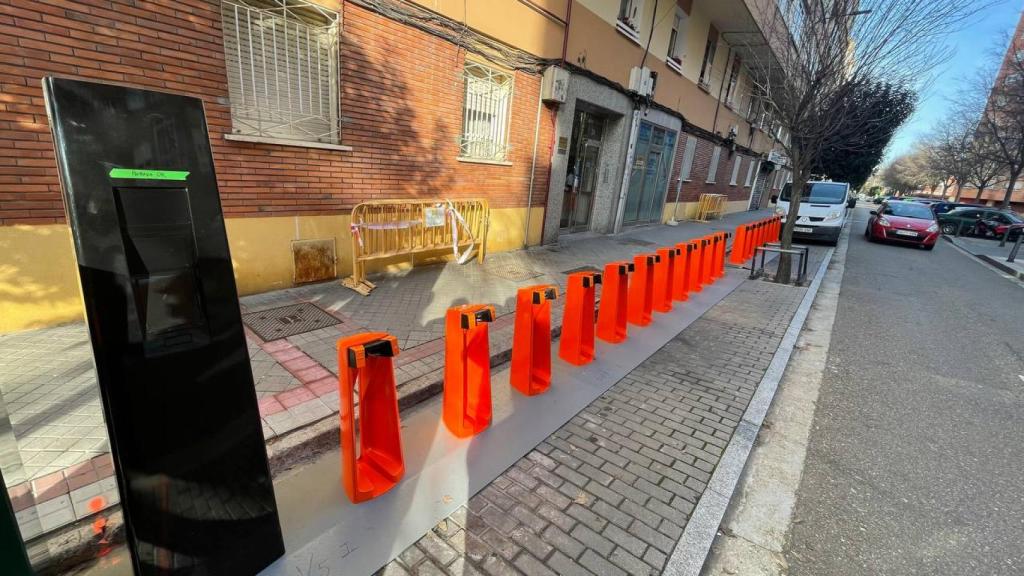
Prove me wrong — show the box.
[771,180,853,246]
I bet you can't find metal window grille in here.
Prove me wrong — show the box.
[680,136,697,180]
[730,157,742,185]
[460,62,514,161]
[707,146,721,183]
[221,0,339,144]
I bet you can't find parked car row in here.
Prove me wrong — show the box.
[936,206,1023,240]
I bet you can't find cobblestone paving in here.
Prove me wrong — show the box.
[378,277,808,576]
[0,211,771,486]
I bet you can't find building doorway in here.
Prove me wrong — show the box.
[561,110,605,233]
[623,121,677,225]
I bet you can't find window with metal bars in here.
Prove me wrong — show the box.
[460,62,514,162]
[221,0,340,144]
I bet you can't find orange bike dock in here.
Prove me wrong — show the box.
[336,333,405,504]
[443,304,497,438]
[597,261,632,344]
[560,271,601,365]
[628,253,658,326]
[262,258,754,576]
[511,284,558,395]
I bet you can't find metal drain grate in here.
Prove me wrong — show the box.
[561,265,601,275]
[484,262,543,282]
[242,303,341,341]
[617,237,656,247]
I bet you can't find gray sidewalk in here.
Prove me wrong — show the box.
[377,248,828,576]
[0,210,772,541]
[946,235,1024,280]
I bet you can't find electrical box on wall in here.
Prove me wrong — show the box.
[541,65,569,103]
[629,66,656,97]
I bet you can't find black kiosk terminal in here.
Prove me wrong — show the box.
[43,78,284,575]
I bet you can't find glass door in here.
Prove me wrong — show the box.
[561,111,605,233]
[623,122,677,225]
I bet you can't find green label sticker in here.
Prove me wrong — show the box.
[108,168,190,181]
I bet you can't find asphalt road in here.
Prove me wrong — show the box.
[785,205,1024,575]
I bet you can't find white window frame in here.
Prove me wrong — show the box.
[729,157,742,186]
[698,29,718,88]
[680,136,697,181]
[666,8,688,73]
[724,55,741,106]
[744,159,756,187]
[221,0,341,146]
[460,61,515,162]
[707,146,721,183]
[616,0,644,43]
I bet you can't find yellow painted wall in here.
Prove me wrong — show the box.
[662,198,752,222]
[0,225,83,334]
[0,207,544,334]
[407,0,567,58]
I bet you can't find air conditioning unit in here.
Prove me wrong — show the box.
[541,66,569,103]
[629,66,656,97]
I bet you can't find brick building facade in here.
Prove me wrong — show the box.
[0,0,791,332]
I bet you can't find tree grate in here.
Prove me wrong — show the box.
[242,303,341,341]
[483,262,543,282]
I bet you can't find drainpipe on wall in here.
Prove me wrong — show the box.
[523,87,545,248]
[613,103,642,234]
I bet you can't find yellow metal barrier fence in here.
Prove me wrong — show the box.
[694,193,727,221]
[342,199,489,295]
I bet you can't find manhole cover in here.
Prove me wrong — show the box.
[562,265,601,275]
[242,303,340,341]
[617,237,656,247]
[484,262,543,282]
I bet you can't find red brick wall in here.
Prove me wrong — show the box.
[673,136,754,204]
[0,1,552,225]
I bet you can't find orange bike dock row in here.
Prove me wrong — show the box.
[261,261,751,576]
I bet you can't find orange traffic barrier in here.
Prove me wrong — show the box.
[511,284,558,396]
[700,236,714,286]
[729,224,749,265]
[628,253,657,326]
[673,242,692,301]
[653,247,676,314]
[717,232,729,277]
[443,304,496,438]
[709,234,723,280]
[688,239,703,293]
[336,332,404,503]
[560,271,601,365]
[597,261,632,344]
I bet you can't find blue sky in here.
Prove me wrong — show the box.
[885,0,1023,162]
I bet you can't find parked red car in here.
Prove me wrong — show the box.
[865,200,939,250]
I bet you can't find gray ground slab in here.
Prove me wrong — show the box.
[261,269,749,576]
[786,207,1024,575]
[947,235,1024,278]
[0,211,769,486]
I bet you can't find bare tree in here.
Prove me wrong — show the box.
[929,93,1003,201]
[882,148,931,194]
[740,0,989,279]
[976,32,1024,210]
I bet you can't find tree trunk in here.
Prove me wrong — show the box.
[1000,169,1019,210]
[954,181,962,201]
[777,162,808,283]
